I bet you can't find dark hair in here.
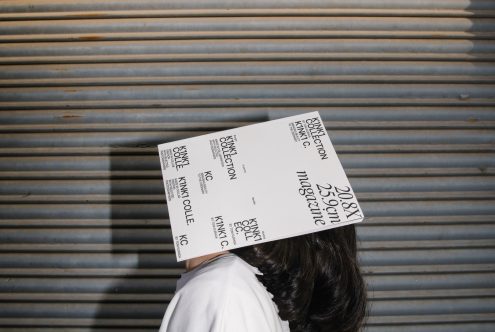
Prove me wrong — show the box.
[231,224,367,332]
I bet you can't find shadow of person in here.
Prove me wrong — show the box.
[92,148,183,331]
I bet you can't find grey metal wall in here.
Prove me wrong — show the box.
[0,0,494,331]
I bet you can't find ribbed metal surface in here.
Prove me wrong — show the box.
[0,0,494,331]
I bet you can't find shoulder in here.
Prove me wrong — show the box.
[172,254,258,308]
[160,254,290,332]
[159,255,254,331]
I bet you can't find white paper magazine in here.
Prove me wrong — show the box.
[158,111,364,261]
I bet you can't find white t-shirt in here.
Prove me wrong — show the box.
[159,253,291,332]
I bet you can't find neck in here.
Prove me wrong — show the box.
[185,251,230,271]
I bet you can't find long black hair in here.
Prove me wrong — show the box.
[231,224,367,332]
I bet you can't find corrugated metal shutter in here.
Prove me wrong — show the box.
[1,0,494,331]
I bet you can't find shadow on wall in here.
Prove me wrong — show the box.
[93,150,179,330]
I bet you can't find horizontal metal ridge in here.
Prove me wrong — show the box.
[3,39,491,56]
[0,201,494,218]
[0,145,494,157]
[3,75,495,87]
[1,0,494,18]
[1,176,493,195]
[0,322,493,332]
[1,288,494,302]
[360,239,495,249]
[365,323,495,332]
[0,218,170,227]
[371,288,495,299]
[2,31,495,43]
[3,62,495,80]
[17,177,478,194]
[1,84,494,102]
[1,192,494,203]
[2,98,495,110]
[0,272,493,289]
[0,248,494,267]
[1,120,495,132]
[0,268,179,277]
[367,313,495,324]
[0,239,492,252]
[0,224,492,242]
[1,129,493,146]
[0,144,493,154]
[0,215,492,227]
[0,298,493,317]
[1,121,493,133]
[1,119,494,129]
[363,215,495,225]
[0,328,152,332]
[0,293,175,302]
[0,145,493,155]
[1,16,493,33]
[0,264,495,280]
[2,9,495,21]
[0,243,176,252]
[0,317,475,330]
[0,264,493,277]
[0,126,493,145]
[363,264,495,274]
[369,298,495,315]
[1,153,493,171]
[3,53,495,66]
[0,318,159,327]
[0,167,493,179]
[365,272,495,290]
[1,106,493,125]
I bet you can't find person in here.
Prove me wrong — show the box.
[159,224,367,332]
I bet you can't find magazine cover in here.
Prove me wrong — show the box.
[158,111,364,261]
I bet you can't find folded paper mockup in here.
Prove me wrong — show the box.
[158,111,364,261]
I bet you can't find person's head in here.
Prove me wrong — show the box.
[231,224,367,332]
